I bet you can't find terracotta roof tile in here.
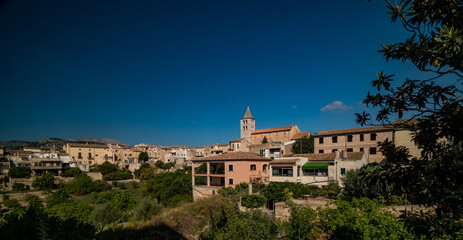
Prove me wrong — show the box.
[192,152,269,162]
[68,143,108,148]
[291,131,311,140]
[229,138,243,143]
[252,125,295,135]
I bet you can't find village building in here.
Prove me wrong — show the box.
[63,143,113,171]
[191,152,270,200]
[0,146,9,189]
[269,151,367,186]
[30,152,64,176]
[314,121,419,163]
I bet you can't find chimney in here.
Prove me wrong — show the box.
[342,150,347,159]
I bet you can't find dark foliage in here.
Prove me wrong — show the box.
[7,166,32,178]
[291,135,314,154]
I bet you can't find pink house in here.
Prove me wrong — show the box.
[192,152,270,200]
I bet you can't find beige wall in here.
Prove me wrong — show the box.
[314,131,393,163]
[394,130,421,158]
[225,160,269,187]
[251,126,300,145]
[64,144,112,166]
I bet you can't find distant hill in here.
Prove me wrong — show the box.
[0,137,130,150]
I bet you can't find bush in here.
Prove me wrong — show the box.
[7,166,32,178]
[132,198,163,221]
[103,170,132,181]
[241,194,267,208]
[162,162,175,170]
[200,206,278,240]
[143,171,192,206]
[0,202,97,239]
[46,199,93,222]
[65,174,106,195]
[47,188,70,206]
[263,182,313,202]
[24,194,40,204]
[12,182,28,191]
[62,167,83,177]
[129,181,139,189]
[89,203,123,226]
[312,181,341,199]
[2,195,20,209]
[318,198,413,239]
[94,161,119,175]
[155,160,164,169]
[111,191,137,211]
[32,172,57,191]
[284,202,322,240]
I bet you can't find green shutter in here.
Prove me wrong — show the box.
[302,163,329,170]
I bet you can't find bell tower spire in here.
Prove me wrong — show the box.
[240,106,255,142]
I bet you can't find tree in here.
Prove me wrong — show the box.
[357,0,463,222]
[32,172,57,191]
[155,160,164,169]
[7,166,32,178]
[291,136,314,154]
[95,161,118,175]
[261,136,268,144]
[138,151,149,162]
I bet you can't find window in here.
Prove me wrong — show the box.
[250,164,256,171]
[78,153,82,159]
[360,134,364,141]
[88,153,92,159]
[319,137,324,144]
[89,161,93,165]
[369,147,377,154]
[341,168,346,175]
[237,144,240,148]
[229,178,234,185]
[303,169,328,176]
[272,167,293,177]
[347,135,353,142]
[347,148,353,152]
[332,136,338,143]
[319,150,324,153]
[228,164,234,172]
[260,149,264,155]
[371,133,377,141]
[360,148,364,152]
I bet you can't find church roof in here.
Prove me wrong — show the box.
[242,106,253,119]
[252,125,295,134]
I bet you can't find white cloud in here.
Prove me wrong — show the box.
[320,101,353,112]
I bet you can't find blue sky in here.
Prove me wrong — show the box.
[0,0,422,146]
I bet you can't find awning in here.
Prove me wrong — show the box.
[302,163,329,170]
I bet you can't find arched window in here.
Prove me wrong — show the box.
[263,164,268,173]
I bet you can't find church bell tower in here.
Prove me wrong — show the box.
[240,106,255,142]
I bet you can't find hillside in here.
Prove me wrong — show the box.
[0,137,129,150]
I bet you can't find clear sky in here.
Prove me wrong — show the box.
[0,0,423,146]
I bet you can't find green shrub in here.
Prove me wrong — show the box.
[0,202,97,239]
[89,203,123,226]
[46,199,93,222]
[111,191,137,211]
[284,202,322,240]
[155,160,164,169]
[24,194,40,204]
[103,170,131,181]
[318,198,413,239]
[200,206,278,240]
[241,194,267,208]
[143,171,192,206]
[219,187,236,197]
[2,195,20,209]
[132,198,163,221]
[89,190,117,204]
[12,182,28,191]
[162,162,175,170]
[47,188,70,206]
[129,181,139,189]
[94,161,118,175]
[62,167,83,177]
[65,174,106,195]
[32,172,57,191]
[7,166,32,178]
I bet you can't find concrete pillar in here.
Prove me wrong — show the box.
[191,163,195,187]
[206,162,210,187]
[293,165,297,181]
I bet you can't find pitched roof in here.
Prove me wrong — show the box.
[252,125,295,135]
[291,131,311,140]
[242,106,253,119]
[68,143,108,148]
[316,125,393,136]
[192,152,269,162]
